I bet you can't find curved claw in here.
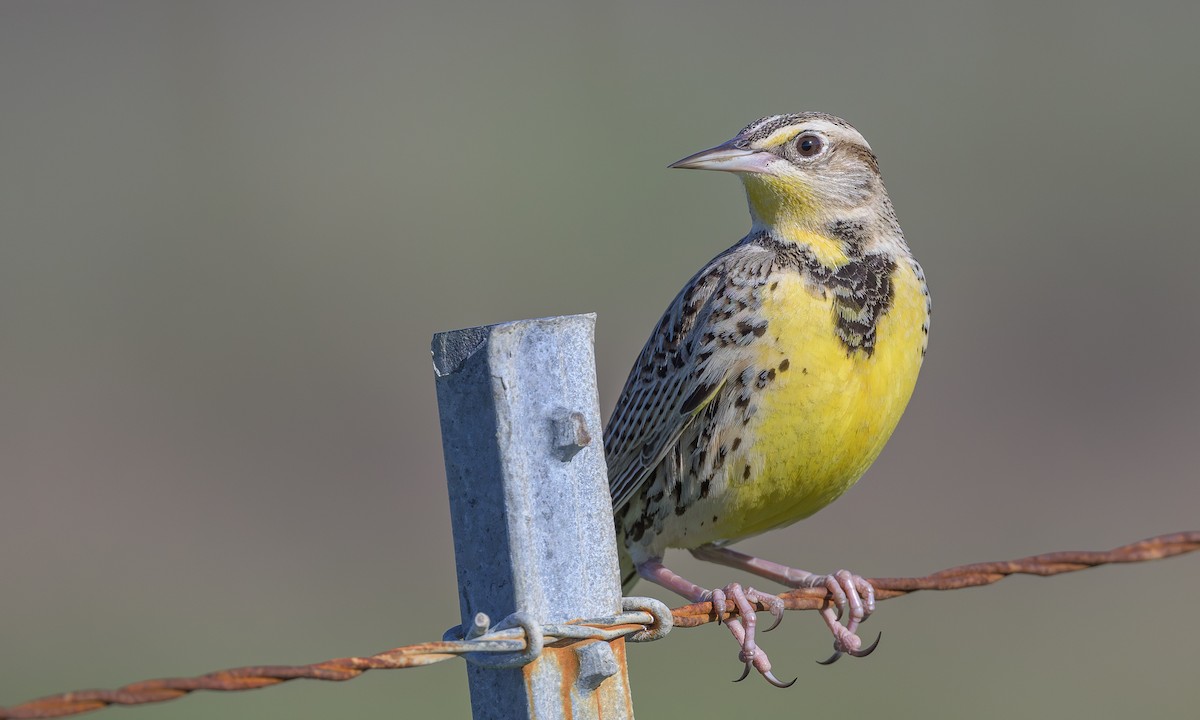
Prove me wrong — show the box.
[711,588,727,626]
[762,670,797,688]
[816,650,843,666]
[819,631,881,665]
[733,662,751,683]
[848,631,882,658]
[763,607,784,633]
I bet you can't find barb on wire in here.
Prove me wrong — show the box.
[2,531,1196,719]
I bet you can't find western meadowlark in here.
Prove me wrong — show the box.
[604,113,929,686]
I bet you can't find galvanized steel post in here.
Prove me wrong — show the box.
[432,314,634,719]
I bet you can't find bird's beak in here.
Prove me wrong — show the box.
[669,140,775,174]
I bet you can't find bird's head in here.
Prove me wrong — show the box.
[671,113,885,236]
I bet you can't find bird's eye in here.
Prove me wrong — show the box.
[795,134,824,157]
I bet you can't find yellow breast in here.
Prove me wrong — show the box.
[711,258,928,540]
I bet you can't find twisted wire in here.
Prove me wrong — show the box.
[670,530,1200,625]
[2,531,1195,719]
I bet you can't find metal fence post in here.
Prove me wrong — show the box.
[432,314,633,719]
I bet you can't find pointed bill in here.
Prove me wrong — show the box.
[669,140,775,174]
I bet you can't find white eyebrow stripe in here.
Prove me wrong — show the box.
[755,120,863,148]
[738,113,872,150]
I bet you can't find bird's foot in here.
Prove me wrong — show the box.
[795,569,879,665]
[684,547,884,666]
[634,557,793,686]
[708,583,794,688]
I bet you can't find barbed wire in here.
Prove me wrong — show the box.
[2,530,1195,719]
[670,530,1200,625]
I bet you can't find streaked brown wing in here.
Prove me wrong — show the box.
[604,242,769,512]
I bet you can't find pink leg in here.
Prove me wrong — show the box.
[690,545,881,664]
[637,558,795,687]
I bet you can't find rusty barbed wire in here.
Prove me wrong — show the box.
[2,530,1196,719]
[0,598,674,720]
[671,530,1200,625]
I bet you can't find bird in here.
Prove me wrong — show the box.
[603,113,930,687]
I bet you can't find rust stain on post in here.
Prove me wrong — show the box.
[520,641,632,720]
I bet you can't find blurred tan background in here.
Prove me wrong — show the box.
[3,1,1198,718]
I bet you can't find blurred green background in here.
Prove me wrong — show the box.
[3,1,1198,718]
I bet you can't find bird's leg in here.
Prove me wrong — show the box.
[636,558,795,687]
[690,545,880,664]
